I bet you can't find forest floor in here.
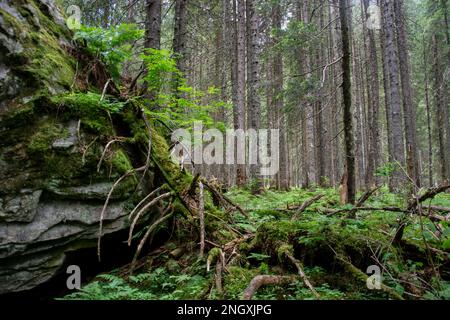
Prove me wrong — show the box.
[62,187,450,300]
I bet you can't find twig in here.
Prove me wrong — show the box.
[100,78,112,101]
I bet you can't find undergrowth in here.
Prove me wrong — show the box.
[62,187,450,300]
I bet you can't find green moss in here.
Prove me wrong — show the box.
[27,121,66,154]
[50,92,125,133]
[110,150,133,175]
[223,266,259,299]
[0,4,75,90]
[0,102,35,129]
[42,152,86,181]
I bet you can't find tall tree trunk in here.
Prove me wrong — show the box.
[423,37,433,187]
[432,35,450,185]
[380,0,405,191]
[378,0,394,190]
[329,0,342,188]
[394,0,420,190]
[301,0,316,188]
[363,0,380,189]
[145,0,162,50]
[314,1,326,187]
[143,0,162,102]
[173,0,189,76]
[339,0,355,205]
[273,3,288,190]
[234,0,247,186]
[246,0,262,193]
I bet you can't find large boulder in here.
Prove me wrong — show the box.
[0,0,154,293]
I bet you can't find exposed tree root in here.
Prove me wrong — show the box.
[128,186,164,222]
[130,206,174,274]
[128,191,174,245]
[97,166,145,261]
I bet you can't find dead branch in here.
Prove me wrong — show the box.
[100,78,112,101]
[242,275,297,300]
[325,206,404,216]
[224,234,254,251]
[202,179,249,218]
[356,186,381,207]
[291,194,324,220]
[284,252,320,298]
[407,184,450,211]
[429,206,450,213]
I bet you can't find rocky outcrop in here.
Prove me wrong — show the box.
[0,0,154,293]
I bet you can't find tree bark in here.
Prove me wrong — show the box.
[273,3,288,190]
[394,0,420,189]
[246,0,262,193]
[339,0,355,205]
[363,0,380,189]
[234,0,247,187]
[380,0,405,191]
[145,0,162,50]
